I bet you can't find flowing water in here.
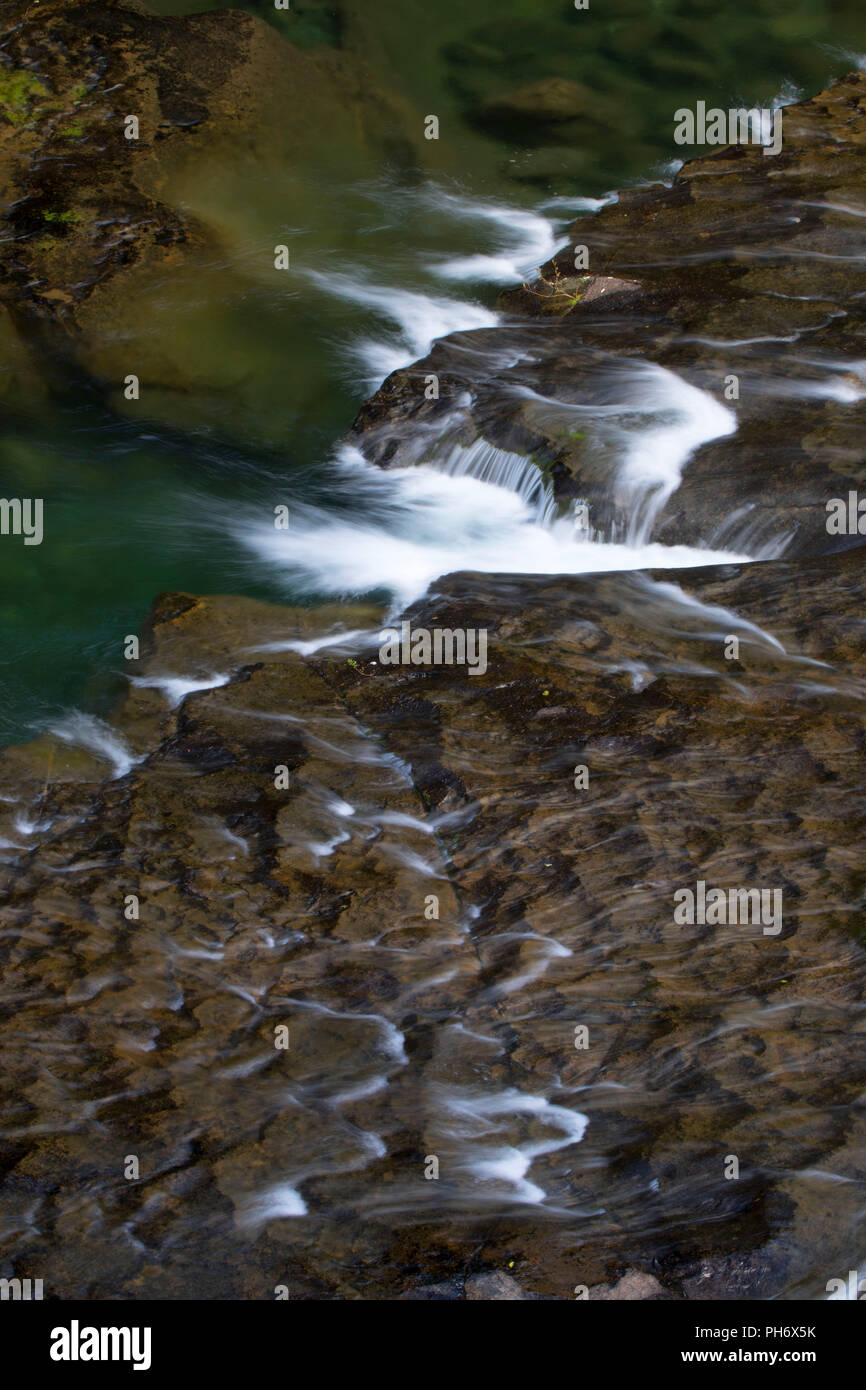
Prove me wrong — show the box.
[4,0,866,744]
[3,0,866,1301]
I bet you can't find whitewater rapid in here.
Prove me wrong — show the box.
[239,445,749,612]
[234,180,767,604]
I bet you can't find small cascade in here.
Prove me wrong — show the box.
[430,437,556,524]
[615,361,737,542]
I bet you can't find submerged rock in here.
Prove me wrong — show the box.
[0,0,417,438]
[473,77,619,143]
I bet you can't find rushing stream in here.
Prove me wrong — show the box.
[4,0,866,745]
[2,0,866,1308]
[0,175,778,743]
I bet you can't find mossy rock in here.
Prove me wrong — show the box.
[0,67,50,125]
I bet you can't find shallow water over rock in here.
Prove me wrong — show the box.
[3,3,866,1305]
[1,547,865,1298]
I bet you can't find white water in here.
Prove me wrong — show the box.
[615,366,737,538]
[238,347,749,609]
[302,184,602,383]
[304,268,497,380]
[265,186,771,601]
[37,185,767,755]
[434,436,556,522]
[236,1184,308,1226]
[240,455,747,611]
[755,357,866,404]
[429,192,561,283]
[511,357,738,542]
[821,45,866,70]
[52,713,143,780]
[129,672,231,708]
[439,1085,589,1206]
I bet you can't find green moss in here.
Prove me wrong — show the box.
[0,69,49,126]
[58,121,86,139]
[42,210,84,225]
[531,451,555,487]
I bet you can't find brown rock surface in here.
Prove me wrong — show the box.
[1,547,865,1298]
[592,1270,668,1300]
[351,72,866,561]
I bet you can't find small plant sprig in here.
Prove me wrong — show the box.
[522,265,590,309]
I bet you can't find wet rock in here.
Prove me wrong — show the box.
[465,1271,527,1300]
[352,72,866,559]
[474,78,619,143]
[2,544,865,1297]
[592,1271,669,1300]
[678,1253,775,1300]
[400,1279,465,1300]
[3,43,866,1301]
[0,0,417,438]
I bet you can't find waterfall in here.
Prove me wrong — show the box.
[430,437,556,525]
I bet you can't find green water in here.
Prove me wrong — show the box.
[3,0,866,743]
[147,0,866,193]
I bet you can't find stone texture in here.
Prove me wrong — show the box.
[592,1271,668,1300]
[351,72,866,561]
[0,0,416,434]
[2,37,866,1303]
[465,1272,527,1300]
[2,546,865,1298]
